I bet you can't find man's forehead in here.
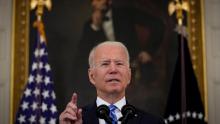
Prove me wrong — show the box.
[94,44,127,56]
[95,44,124,52]
[97,58,125,62]
[97,43,119,48]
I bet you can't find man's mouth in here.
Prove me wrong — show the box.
[106,79,120,83]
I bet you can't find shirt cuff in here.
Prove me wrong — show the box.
[91,23,101,31]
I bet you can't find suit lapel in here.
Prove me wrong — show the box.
[122,103,142,124]
[127,115,141,124]
[82,102,99,124]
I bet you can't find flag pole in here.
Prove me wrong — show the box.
[30,0,52,120]
[30,0,52,22]
[168,0,189,123]
[30,0,52,43]
[180,26,187,124]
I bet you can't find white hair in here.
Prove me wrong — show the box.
[88,41,130,68]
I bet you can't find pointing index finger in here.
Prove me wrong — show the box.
[71,93,77,105]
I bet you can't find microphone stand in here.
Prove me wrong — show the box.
[96,104,112,124]
[119,104,136,124]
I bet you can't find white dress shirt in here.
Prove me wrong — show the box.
[102,10,115,41]
[96,96,126,124]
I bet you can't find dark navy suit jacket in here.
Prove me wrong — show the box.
[81,102,165,124]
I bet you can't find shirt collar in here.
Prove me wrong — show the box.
[105,9,112,19]
[96,96,126,111]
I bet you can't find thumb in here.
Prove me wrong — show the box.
[77,108,83,120]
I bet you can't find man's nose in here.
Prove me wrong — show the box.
[109,63,118,73]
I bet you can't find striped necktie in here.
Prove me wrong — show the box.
[109,104,118,124]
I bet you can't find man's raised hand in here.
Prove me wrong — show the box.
[59,93,82,124]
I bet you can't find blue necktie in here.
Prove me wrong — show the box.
[109,104,118,124]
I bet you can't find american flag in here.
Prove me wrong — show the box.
[15,22,58,124]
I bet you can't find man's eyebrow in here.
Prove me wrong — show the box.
[115,60,124,62]
[99,59,110,62]
[99,59,124,62]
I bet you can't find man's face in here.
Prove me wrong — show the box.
[88,44,131,96]
[91,0,111,11]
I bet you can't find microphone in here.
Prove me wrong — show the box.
[96,104,112,124]
[119,104,137,124]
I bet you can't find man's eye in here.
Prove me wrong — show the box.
[101,62,109,66]
[116,62,124,66]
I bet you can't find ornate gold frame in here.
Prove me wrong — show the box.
[10,0,207,123]
[187,0,208,117]
[10,0,30,123]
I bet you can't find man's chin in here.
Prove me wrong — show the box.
[107,88,123,94]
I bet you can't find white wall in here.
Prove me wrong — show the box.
[204,0,220,123]
[0,0,12,123]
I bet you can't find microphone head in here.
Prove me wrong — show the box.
[119,104,137,124]
[96,104,110,119]
[121,104,136,118]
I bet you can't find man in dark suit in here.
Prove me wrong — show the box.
[59,41,165,124]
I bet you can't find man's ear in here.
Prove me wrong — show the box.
[88,68,96,85]
[128,68,131,85]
